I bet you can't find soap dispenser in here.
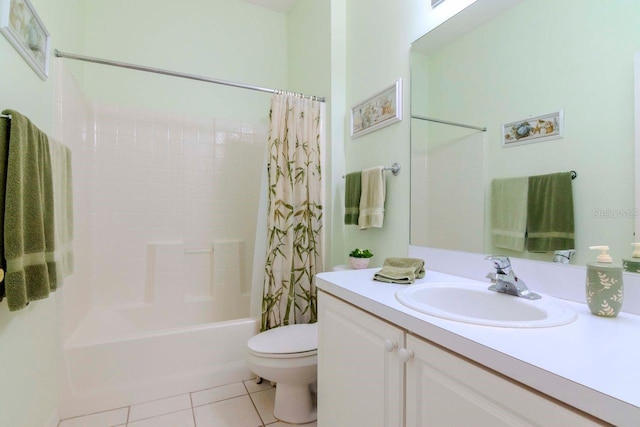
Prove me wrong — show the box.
[586,246,623,317]
[623,243,640,273]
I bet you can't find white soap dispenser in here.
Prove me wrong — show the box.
[586,246,623,317]
[623,243,640,273]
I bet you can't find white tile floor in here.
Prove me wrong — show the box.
[58,379,317,427]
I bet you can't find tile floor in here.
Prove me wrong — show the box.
[58,379,317,427]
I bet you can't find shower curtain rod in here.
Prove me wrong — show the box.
[54,50,326,103]
[411,114,486,132]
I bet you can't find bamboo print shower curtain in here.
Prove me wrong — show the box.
[261,94,323,331]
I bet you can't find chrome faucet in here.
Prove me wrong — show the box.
[485,256,541,300]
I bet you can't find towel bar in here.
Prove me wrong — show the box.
[342,162,401,178]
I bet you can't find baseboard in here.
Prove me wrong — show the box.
[45,408,60,427]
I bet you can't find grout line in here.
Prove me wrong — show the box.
[126,407,195,424]
[245,381,267,427]
[192,393,251,409]
[189,390,197,427]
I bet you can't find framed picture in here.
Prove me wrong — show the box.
[0,0,50,80]
[351,78,402,138]
[502,110,564,147]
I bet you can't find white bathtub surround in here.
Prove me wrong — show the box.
[58,379,317,427]
[90,104,266,309]
[57,101,268,418]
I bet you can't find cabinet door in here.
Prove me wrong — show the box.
[405,334,601,427]
[318,291,405,427]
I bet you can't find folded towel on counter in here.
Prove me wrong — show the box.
[526,172,575,252]
[2,109,57,311]
[382,257,425,278]
[373,257,426,284]
[373,266,418,284]
[359,166,386,229]
[50,138,74,282]
[344,171,361,225]
[490,177,529,252]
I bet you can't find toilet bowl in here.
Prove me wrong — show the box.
[247,323,317,424]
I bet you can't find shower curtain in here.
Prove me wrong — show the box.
[261,93,324,331]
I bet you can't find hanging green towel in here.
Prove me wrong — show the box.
[526,172,575,252]
[2,109,57,311]
[373,257,426,284]
[359,166,385,229]
[0,117,9,302]
[490,177,528,252]
[344,171,361,225]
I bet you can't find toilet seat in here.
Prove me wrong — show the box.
[247,323,317,358]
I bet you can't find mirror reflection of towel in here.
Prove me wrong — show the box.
[526,172,575,252]
[490,177,528,252]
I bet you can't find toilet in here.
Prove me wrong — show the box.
[247,323,318,424]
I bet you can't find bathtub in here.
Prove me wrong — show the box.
[58,241,259,418]
[60,304,257,417]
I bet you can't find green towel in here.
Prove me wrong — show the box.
[344,172,361,225]
[383,257,425,278]
[359,166,385,229]
[373,257,426,284]
[526,172,575,252]
[2,109,57,311]
[0,118,9,302]
[373,266,417,284]
[490,177,528,252]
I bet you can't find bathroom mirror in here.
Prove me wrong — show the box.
[410,0,640,266]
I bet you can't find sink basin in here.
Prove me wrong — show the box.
[395,282,577,328]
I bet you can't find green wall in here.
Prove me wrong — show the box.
[0,2,85,425]
[82,0,289,125]
[340,0,429,267]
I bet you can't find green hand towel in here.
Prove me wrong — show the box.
[0,117,9,302]
[383,257,425,279]
[359,166,386,229]
[2,109,57,311]
[526,172,575,252]
[344,172,361,225]
[373,266,417,284]
[490,177,528,252]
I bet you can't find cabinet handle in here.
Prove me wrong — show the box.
[384,339,398,353]
[398,348,414,363]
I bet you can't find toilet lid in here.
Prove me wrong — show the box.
[248,323,317,354]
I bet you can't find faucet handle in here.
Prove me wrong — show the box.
[485,255,512,274]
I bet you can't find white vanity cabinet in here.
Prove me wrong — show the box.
[404,334,600,426]
[317,291,405,427]
[318,291,602,427]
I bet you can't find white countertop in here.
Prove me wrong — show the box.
[316,268,640,427]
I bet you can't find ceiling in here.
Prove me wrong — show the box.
[239,0,298,13]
